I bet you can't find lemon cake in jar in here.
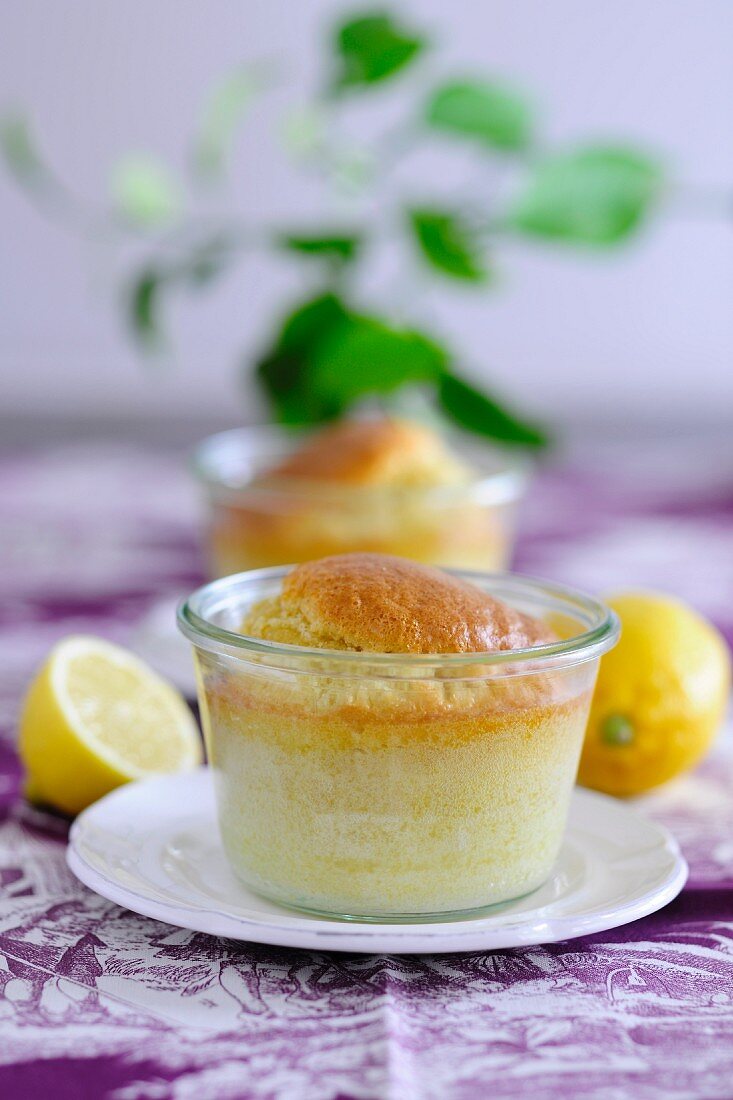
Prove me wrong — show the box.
[194,418,527,576]
[178,553,618,920]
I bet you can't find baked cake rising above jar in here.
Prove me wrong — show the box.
[178,552,619,920]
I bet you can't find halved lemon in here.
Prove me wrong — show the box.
[19,635,202,815]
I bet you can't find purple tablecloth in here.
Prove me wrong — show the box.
[1,438,732,1099]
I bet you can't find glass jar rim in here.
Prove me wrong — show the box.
[177,565,619,672]
[192,426,530,507]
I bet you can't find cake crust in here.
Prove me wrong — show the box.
[241,552,555,654]
[265,417,470,488]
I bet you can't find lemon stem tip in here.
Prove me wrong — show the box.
[601,714,635,746]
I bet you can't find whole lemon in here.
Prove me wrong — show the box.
[578,591,730,797]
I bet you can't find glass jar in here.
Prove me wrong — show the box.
[193,427,529,577]
[178,568,618,921]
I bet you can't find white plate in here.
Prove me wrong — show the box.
[67,769,687,954]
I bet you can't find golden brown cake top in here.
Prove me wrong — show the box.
[240,552,555,654]
[264,417,471,488]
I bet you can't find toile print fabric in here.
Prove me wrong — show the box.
[0,437,732,1100]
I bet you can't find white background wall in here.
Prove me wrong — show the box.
[2,0,732,435]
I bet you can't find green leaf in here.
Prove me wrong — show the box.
[409,208,487,281]
[310,315,449,404]
[128,269,165,350]
[0,115,46,185]
[193,66,265,179]
[438,372,548,448]
[183,237,234,285]
[254,295,450,424]
[426,80,531,152]
[126,238,233,355]
[278,232,362,263]
[273,293,351,355]
[255,294,352,423]
[254,295,545,444]
[333,12,426,91]
[510,147,662,245]
[112,156,180,227]
[282,106,325,158]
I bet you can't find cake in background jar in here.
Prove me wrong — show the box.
[194,417,528,577]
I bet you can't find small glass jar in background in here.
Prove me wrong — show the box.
[193,427,530,578]
[178,568,618,921]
